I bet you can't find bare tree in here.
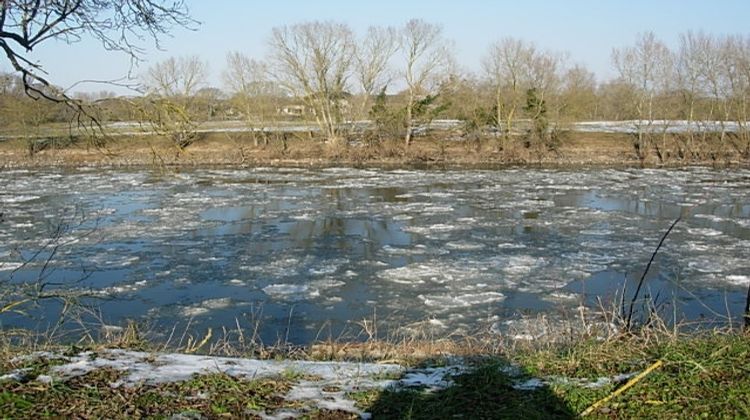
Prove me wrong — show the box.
[560,64,598,121]
[0,0,193,117]
[144,56,208,98]
[353,26,398,121]
[612,32,674,162]
[482,38,535,148]
[141,55,209,149]
[268,21,355,144]
[677,34,707,122]
[224,52,276,99]
[721,35,750,157]
[437,73,493,147]
[524,49,564,145]
[223,51,284,147]
[399,19,452,146]
[482,38,565,151]
[676,31,709,157]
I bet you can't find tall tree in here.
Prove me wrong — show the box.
[268,21,355,143]
[560,64,598,121]
[144,56,208,98]
[482,38,535,148]
[524,49,564,133]
[722,35,750,156]
[353,25,398,121]
[612,32,674,161]
[223,52,284,146]
[141,55,209,149]
[399,19,452,146]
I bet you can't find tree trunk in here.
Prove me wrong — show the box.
[404,100,413,147]
[496,90,503,151]
[505,106,515,145]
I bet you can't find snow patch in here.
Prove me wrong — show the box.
[12,350,468,417]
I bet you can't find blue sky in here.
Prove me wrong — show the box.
[11,0,750,94]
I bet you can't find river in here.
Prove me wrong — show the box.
[1,166,748,343]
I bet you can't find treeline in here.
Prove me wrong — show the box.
[1,20,749,161]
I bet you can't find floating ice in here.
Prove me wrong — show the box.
[725,275,750,286]
[445,241,485,251]
[402,223,462,234]
[0,195,39,203]
[377,262,487,285]
[308,259,348,276]
[381,245,427,256]
[241,258,300,278]
[181,307,209,317]
[0,262,23,271]
[263,284,320,301]
[102,280,148,295]
[694,214,726,223]
[180,298,234,317]
[687,228,724,237]
[688,258,727,274]
[544,291,580,302]
[10,222,34,228]
[497,243,527,249]
[2,166,749,337]
[500,255,545,277]
[419,292,505,310]
[379,265,434,284]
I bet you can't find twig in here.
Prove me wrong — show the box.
[185,328,212,354]
[581,359,664,416]
[626,217,681,330]
[744,280,750,329]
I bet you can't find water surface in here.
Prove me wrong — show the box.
[1,167,748,343]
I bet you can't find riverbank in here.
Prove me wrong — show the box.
[1,330,748,418]
[1,131,748,169]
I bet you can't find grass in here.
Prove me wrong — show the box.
[358,331,750,419]
[363,358,576,419]
[0,129,699,169]
[1,330,748,418]
[0,368,298,418]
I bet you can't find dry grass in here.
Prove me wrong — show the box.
[0,293,704,368]
[2,299,747,419]
[4,130,747,169]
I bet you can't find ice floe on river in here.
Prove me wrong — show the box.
[1,167,749,340]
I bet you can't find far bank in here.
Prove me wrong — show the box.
[1,131,748,169]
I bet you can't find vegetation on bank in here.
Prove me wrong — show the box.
[365,332,750,419]
[1,130,748,169]
[1,329,748,418]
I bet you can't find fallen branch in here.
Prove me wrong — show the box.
[581,359,664,416]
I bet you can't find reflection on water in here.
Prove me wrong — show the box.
[0,167,749,343]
